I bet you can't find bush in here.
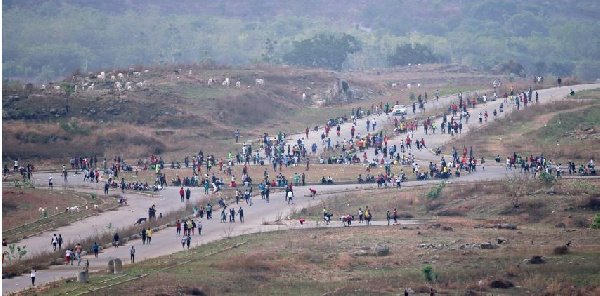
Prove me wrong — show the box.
[539,171,555,184]
[553,246,569,255]
[421,265,438,282]
[427,182,446,199]
[591,213,600,229]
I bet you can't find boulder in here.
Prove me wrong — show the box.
[528,256,545,264]
[490,279,514,289]
[498,223,518,230]
[480,242,496,250]
[374,244,390,256]
[309,253,323,263]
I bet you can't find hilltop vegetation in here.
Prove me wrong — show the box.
[3,0,600,83]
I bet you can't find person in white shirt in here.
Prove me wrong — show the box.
[31,268,36,286]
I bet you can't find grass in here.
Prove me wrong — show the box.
[2,188,117,243]
[21,221,600,295]
[2,201,204,279]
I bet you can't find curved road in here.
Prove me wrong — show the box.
[3,83,599,294]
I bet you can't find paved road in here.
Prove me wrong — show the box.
[3,83,599,294]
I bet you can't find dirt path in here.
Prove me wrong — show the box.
[3,84,599,294]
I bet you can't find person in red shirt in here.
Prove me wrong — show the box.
[305,127,309,139]
[179,187,185,202]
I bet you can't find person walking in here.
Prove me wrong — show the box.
[238,207,244,223]
[30,268,36,286]
[58,234,63,250]
[179,187,185,202]
[146,228,152,244]
[176,220,182,236]
[130,246,135,263]
[113,233,120,248]
[75,243,82,266]
[186,235,191,250]
[65,249,71,265]
[93,242,99,257]
[51,234,58,251]
[141,228,147,244]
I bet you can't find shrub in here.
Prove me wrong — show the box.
[421,265,438,282]
[591,213,600,229]
[427,182,446,199]
[553,246,569,255]
[409,92,416,101]
[539,171,555,184]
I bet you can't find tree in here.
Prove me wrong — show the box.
[548,61,575,77]
[387,43,438,67]
[283,33,362,70]
[261,38,278,64]
[497,60,525,77]
[533,61,547,76]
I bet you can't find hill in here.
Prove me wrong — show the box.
[2,64,506,163]
[3,0,600,83]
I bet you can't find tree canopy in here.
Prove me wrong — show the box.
[283,33,361,70]
[387,43,438,67]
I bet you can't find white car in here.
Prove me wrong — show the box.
[392,105,407,116]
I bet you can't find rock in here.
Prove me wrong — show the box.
[490,279,514,289]
[353,251,369,257]
[528,256,545,264]
[553,246,569,255]
[498,223,518,230]
[310,234,317,239]
[431,223,441,228]
[360,246,370,251]
[374,244,390,256]
[555,222,566,228]
[497,238,507,244]
[309,253,323,263]
[442,226,453,231]
[480,242,496,249]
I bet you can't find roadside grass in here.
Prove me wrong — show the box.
[21,224,600,296]
[1,199,211,279]
[2,188,117,243]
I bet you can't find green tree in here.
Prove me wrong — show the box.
[283,33,361,70]
[387,43,438,67]
[549,61,575,77]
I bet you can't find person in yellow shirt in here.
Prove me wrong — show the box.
[146,228,153,244]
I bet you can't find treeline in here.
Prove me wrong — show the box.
[3,0,600,83]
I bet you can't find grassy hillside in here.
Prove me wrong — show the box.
[2,64,507,165]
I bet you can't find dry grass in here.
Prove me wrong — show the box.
[2,188,117,242]
[24,223,600,296]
